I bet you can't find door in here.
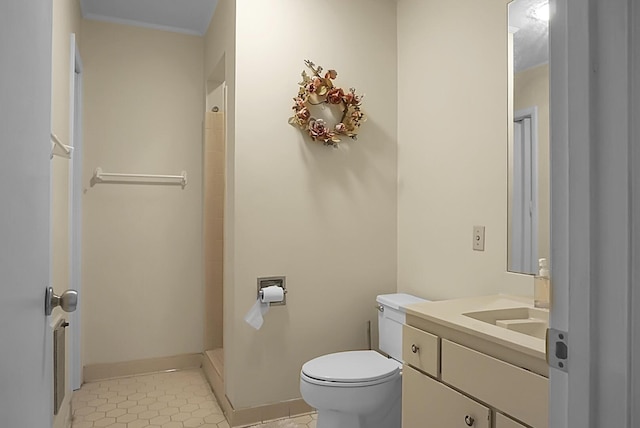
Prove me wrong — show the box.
[69,33,83,392]
[549,0,639,426]
[0,1,54,427]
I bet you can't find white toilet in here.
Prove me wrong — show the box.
[300,293,426,428]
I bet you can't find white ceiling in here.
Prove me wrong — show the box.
[80,0,545,70]
[80,0,219,36]
[509,0,549,72]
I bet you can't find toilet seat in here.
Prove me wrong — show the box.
[301,351,401,388]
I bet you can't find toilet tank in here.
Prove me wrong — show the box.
[377,293,427,362]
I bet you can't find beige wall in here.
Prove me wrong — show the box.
[204,112,225,351]
[203,0,237,405]
[223,0,398,409]
[397,0,533,300]
[51,1,81,427]
[514,63,550,265]
[80,20,205,365]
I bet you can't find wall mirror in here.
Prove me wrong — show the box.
[507,0,550,275]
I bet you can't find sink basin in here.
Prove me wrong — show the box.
[463,307,548,339]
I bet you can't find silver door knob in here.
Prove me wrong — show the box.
[465,415,475,426]
[45,287,78,316]
[411,344,420,353]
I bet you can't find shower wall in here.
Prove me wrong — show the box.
[81,19,204,366]
[204,111,225,350]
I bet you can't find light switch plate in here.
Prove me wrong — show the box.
[473,226,485,251]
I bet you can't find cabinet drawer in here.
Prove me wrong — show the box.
[403,365,490,428]
[402,324,439,377]
[496,413,528,428]
[441,340,548,428]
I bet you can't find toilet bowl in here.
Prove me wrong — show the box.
[300,351,402,428]
[299,293,426,428]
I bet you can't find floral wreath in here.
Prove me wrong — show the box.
[289,60,366,147]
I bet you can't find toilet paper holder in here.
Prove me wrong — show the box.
[257,276,287,306]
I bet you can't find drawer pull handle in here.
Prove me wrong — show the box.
[411,344,419,353]
[465,415,475,426]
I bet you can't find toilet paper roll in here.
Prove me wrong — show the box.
[244,299,270,330]
[260,285,284,303]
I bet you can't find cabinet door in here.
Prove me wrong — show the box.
[403,365,491,428]
[441,339,548,428]
[495,413,528,428]
[403,325,440,377]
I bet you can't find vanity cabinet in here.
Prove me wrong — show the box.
[496,413,528,428]
[403,365,490,428]
[402,324,548,428]
[441,339,547,427]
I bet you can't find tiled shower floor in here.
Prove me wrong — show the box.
[71,368,316,428]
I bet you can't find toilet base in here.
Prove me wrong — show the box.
[315,391,401,428]
[317,410,360,428]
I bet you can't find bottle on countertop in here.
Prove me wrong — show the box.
[534,258,550,309]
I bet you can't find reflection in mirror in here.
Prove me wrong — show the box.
[507,0,550,275]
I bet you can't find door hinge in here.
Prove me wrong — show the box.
[546,328,568,372]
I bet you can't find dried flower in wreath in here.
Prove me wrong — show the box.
[288,60,366,147]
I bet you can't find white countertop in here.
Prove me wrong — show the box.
[404,294,547,360]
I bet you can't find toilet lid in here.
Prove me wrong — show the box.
[301,351,400,383]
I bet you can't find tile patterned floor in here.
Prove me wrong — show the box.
[71,369,228,428]
[71,369,316,428]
